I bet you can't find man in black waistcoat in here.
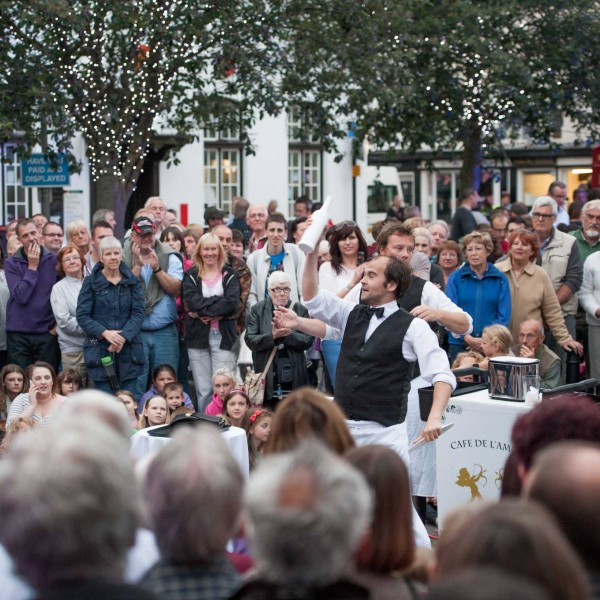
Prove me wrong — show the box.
[278,246,456,548]
[301,247,455,448]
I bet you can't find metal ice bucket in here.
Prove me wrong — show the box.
[488,356,540,401]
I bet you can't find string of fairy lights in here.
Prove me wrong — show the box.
[6,1,229,187]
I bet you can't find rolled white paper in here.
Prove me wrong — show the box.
[298,196,333,253]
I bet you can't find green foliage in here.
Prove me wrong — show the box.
[0,0,289,210]
[278,0,600,188]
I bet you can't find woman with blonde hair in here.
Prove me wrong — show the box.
[478,324,514,369]
[182,232,240,410]
[65,220,91,254]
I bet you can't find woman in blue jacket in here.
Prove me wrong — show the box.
[76,237,145,394]
[446,231,511,362]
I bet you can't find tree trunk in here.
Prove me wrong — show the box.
[94,174,134,239]
[459,121,482,194]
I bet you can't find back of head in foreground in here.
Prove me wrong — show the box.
[265,387,355,455]
[426,567,550,600]
[143,425,244,564]
[0,419,139,590]
[435,499,590,600]
[503,394,600,496]
[345,444,415,574]
[526,440,600,574]
[243,440,372,588]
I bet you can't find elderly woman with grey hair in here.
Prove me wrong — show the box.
[76,237,145,394]
[0,419,150,598]
[232,441,372,598]
[245,271,314,409]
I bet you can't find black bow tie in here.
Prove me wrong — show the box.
[362,305,385,319]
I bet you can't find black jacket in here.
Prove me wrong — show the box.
[245,298,314,402]
[182,264,241,350]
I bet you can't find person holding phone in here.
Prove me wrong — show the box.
[318,221,369,388]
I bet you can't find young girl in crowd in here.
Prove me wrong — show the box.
[57,369,82,397]
[163,382,185,413]
[205,368,238,416]
[243,408,273,470]
[137,395,169,430]
[0,365,27,424]
[116,390,139,430]
[451,350,485,382]
[222,389,251,428]
[138,364,193,414]
[478,324,514,370]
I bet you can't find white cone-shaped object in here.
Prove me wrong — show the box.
[298,196,333,253]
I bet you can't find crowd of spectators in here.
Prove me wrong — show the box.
[0,188,598,599]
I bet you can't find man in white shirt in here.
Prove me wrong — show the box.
[246,213,305,308]
[283,245,455,548]
[340,222,472,336]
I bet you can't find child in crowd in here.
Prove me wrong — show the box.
[116,390,139,430]
[137,395,170,430]
[205,368,238,416]
[57,369,82,397]
[0,364,28,425]
[243,408,273,470]
[138,364,194,414]
[0,416,35,456]
[163,382,185,413]
[451,350,485,382]
[222,389,251,428]
[479,324,514,370]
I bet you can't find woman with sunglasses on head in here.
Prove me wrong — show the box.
[318,220,369,388]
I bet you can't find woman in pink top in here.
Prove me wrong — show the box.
[205,368,238,415]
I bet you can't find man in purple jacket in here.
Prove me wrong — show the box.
[5,218,60,370]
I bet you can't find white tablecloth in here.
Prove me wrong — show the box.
[131,425,250,477]
[436,388,530,530]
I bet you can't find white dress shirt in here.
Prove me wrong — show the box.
[304,289,456,389]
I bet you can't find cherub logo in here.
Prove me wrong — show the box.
[455,464,487,500]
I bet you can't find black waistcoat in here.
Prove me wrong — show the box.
[399,275,426,312]
[335,306,415,426]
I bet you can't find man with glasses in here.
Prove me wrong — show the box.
[41,221,64,254]
[246,271,313,408]
[531,196,582,381]
[548,180,570,227]
[510,319,560,389]
[247,213,305,307]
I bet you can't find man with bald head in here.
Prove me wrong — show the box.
[246,204,268,254]
[510,319,560,389]
[525,441,600,597]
